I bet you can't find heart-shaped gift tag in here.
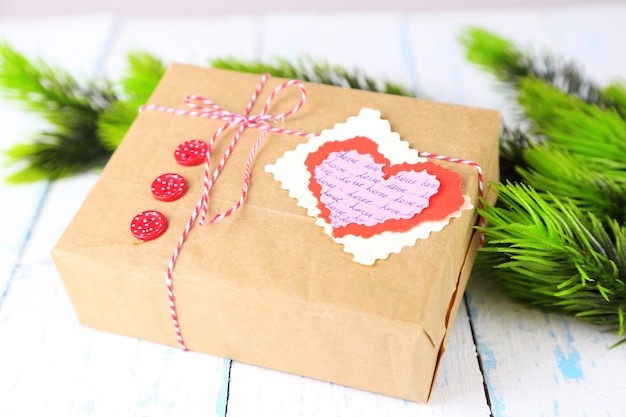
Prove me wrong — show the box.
[305,136,464,238]
[266,108,472,265]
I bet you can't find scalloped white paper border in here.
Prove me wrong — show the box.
[265,108,472,265]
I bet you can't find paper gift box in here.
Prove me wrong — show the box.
[52,63,499,403]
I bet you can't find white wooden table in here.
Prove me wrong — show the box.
[1,4,625,416]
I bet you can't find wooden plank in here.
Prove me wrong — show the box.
[467,279,626,416]
[224,11,490,414]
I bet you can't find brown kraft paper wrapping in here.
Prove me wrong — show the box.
[52,63,500,403]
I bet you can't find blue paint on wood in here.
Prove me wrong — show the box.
[215,358,232,417]
[474,334,506,416]
[554,345,584,380]
[547,317,585,380]
[465,293,508,416]
[76,399,95,414]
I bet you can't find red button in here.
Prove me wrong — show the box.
[130,210,168,241]
[151,173,187,202]
[174,139,208,166]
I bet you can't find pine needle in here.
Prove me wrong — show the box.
[459,27,626,185]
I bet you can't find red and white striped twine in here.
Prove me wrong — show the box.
[418,151,486,246]
[141,74,314,350]
[141,74,486,351]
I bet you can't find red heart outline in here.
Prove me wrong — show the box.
[305,136,465,238]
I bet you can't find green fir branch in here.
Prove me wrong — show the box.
[478,182,626,343]
[460,27,622,114]
[518,78,626,160]
[0,42,113,117]
[460,27,626,185]
[463,27,626,344]
[0,42,115,182]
